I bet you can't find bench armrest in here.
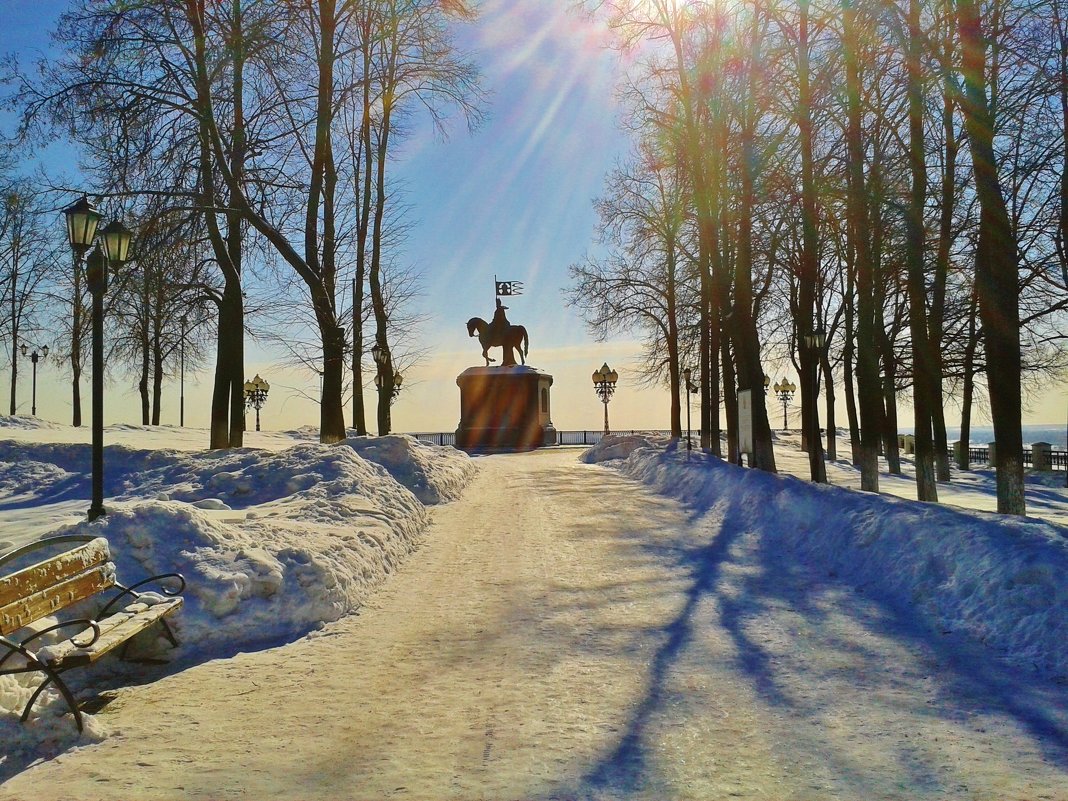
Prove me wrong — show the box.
[98,573,186,618]
[0,619,101,671]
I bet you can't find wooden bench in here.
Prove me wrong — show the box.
[0,534,185,732]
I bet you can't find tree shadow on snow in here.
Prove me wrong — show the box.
[547,451,1068,800]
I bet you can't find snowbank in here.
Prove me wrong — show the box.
[585,434,1068,678]
[0,434,475,741]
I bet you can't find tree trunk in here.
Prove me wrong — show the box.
[190,0,244,450]
[723,339,739,465]
[957,0,1025,514]
[152,331,163,426]
[666,245,682,439]
[8,263,16,415]
[821,351,837,460]
[931,21,958,483]
[226,0,247,448]
[139,310,150,425]
[958,291,978,469]
[797,0,824,481]
[370,88,394,436]
[843,0,881,492]
[881,365,901,473]
[731,3,776,472]
[843,243,860,463]
[905,0,937,500]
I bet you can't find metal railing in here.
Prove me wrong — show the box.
[408,430,674,448]
[405,430,1068,470]
[958,447,1068,470]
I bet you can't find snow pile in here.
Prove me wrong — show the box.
[0,415,59,431]
[586,434,1068,678]
[347,434,473,504]
[0,435,475,739]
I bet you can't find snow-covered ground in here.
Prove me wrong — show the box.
[0,418,475,756]
[772,430,1068,524]
[1,420,1067,798]
[588,434,1068,680]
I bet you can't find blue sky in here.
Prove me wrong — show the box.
[1,0,1065,435]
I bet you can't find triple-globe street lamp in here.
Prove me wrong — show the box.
[20,343,49,416]
[592,362,619,436]
[244,374,270,431]
[773,377,797,433]
[62,196,133,522]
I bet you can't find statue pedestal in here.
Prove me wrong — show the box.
[456,366,556,451]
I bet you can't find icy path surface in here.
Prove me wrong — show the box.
[2,448,1067,800]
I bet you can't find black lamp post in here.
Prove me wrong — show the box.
[63,197,132,522]
[773,377,796,432]
[683,366,698,452]
[243,374,270,431]
[592,362,619,436]
[803,328,827,482]
[179,314,187,427]
[20,343,49,416]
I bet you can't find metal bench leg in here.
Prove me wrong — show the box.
[159,617,180,648]
[20,666,84,733]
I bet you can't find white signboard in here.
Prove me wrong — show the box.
[738,389,754,455]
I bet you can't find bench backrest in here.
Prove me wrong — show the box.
[0,537,116,636]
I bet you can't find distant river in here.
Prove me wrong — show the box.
[897,425,1067,448]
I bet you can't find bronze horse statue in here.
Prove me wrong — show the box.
[467,317,529,367]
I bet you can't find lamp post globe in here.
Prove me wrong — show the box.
[100,219,134,265]
[62,196,102,257]
[375,369,404,404]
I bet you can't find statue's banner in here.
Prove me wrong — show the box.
[495,280,523,296]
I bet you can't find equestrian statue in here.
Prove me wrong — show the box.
[467,298,529,367]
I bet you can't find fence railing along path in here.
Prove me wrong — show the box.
[405,430,1068,471]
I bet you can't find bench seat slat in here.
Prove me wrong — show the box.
[41,598,184,669]
[0,538,111,609]
[0,564,117,636]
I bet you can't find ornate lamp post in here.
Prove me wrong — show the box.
[243,374,270,431]
[179,314,187,427]
[683,366,698,452]
[62,197,132,522]
[19,344,49,416]
[802,328,827,481]
[773,377,796,432]
[592,362,618,436]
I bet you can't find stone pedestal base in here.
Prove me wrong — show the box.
[456,366,556,452]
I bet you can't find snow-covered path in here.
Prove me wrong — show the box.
[2,448,1067,800]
